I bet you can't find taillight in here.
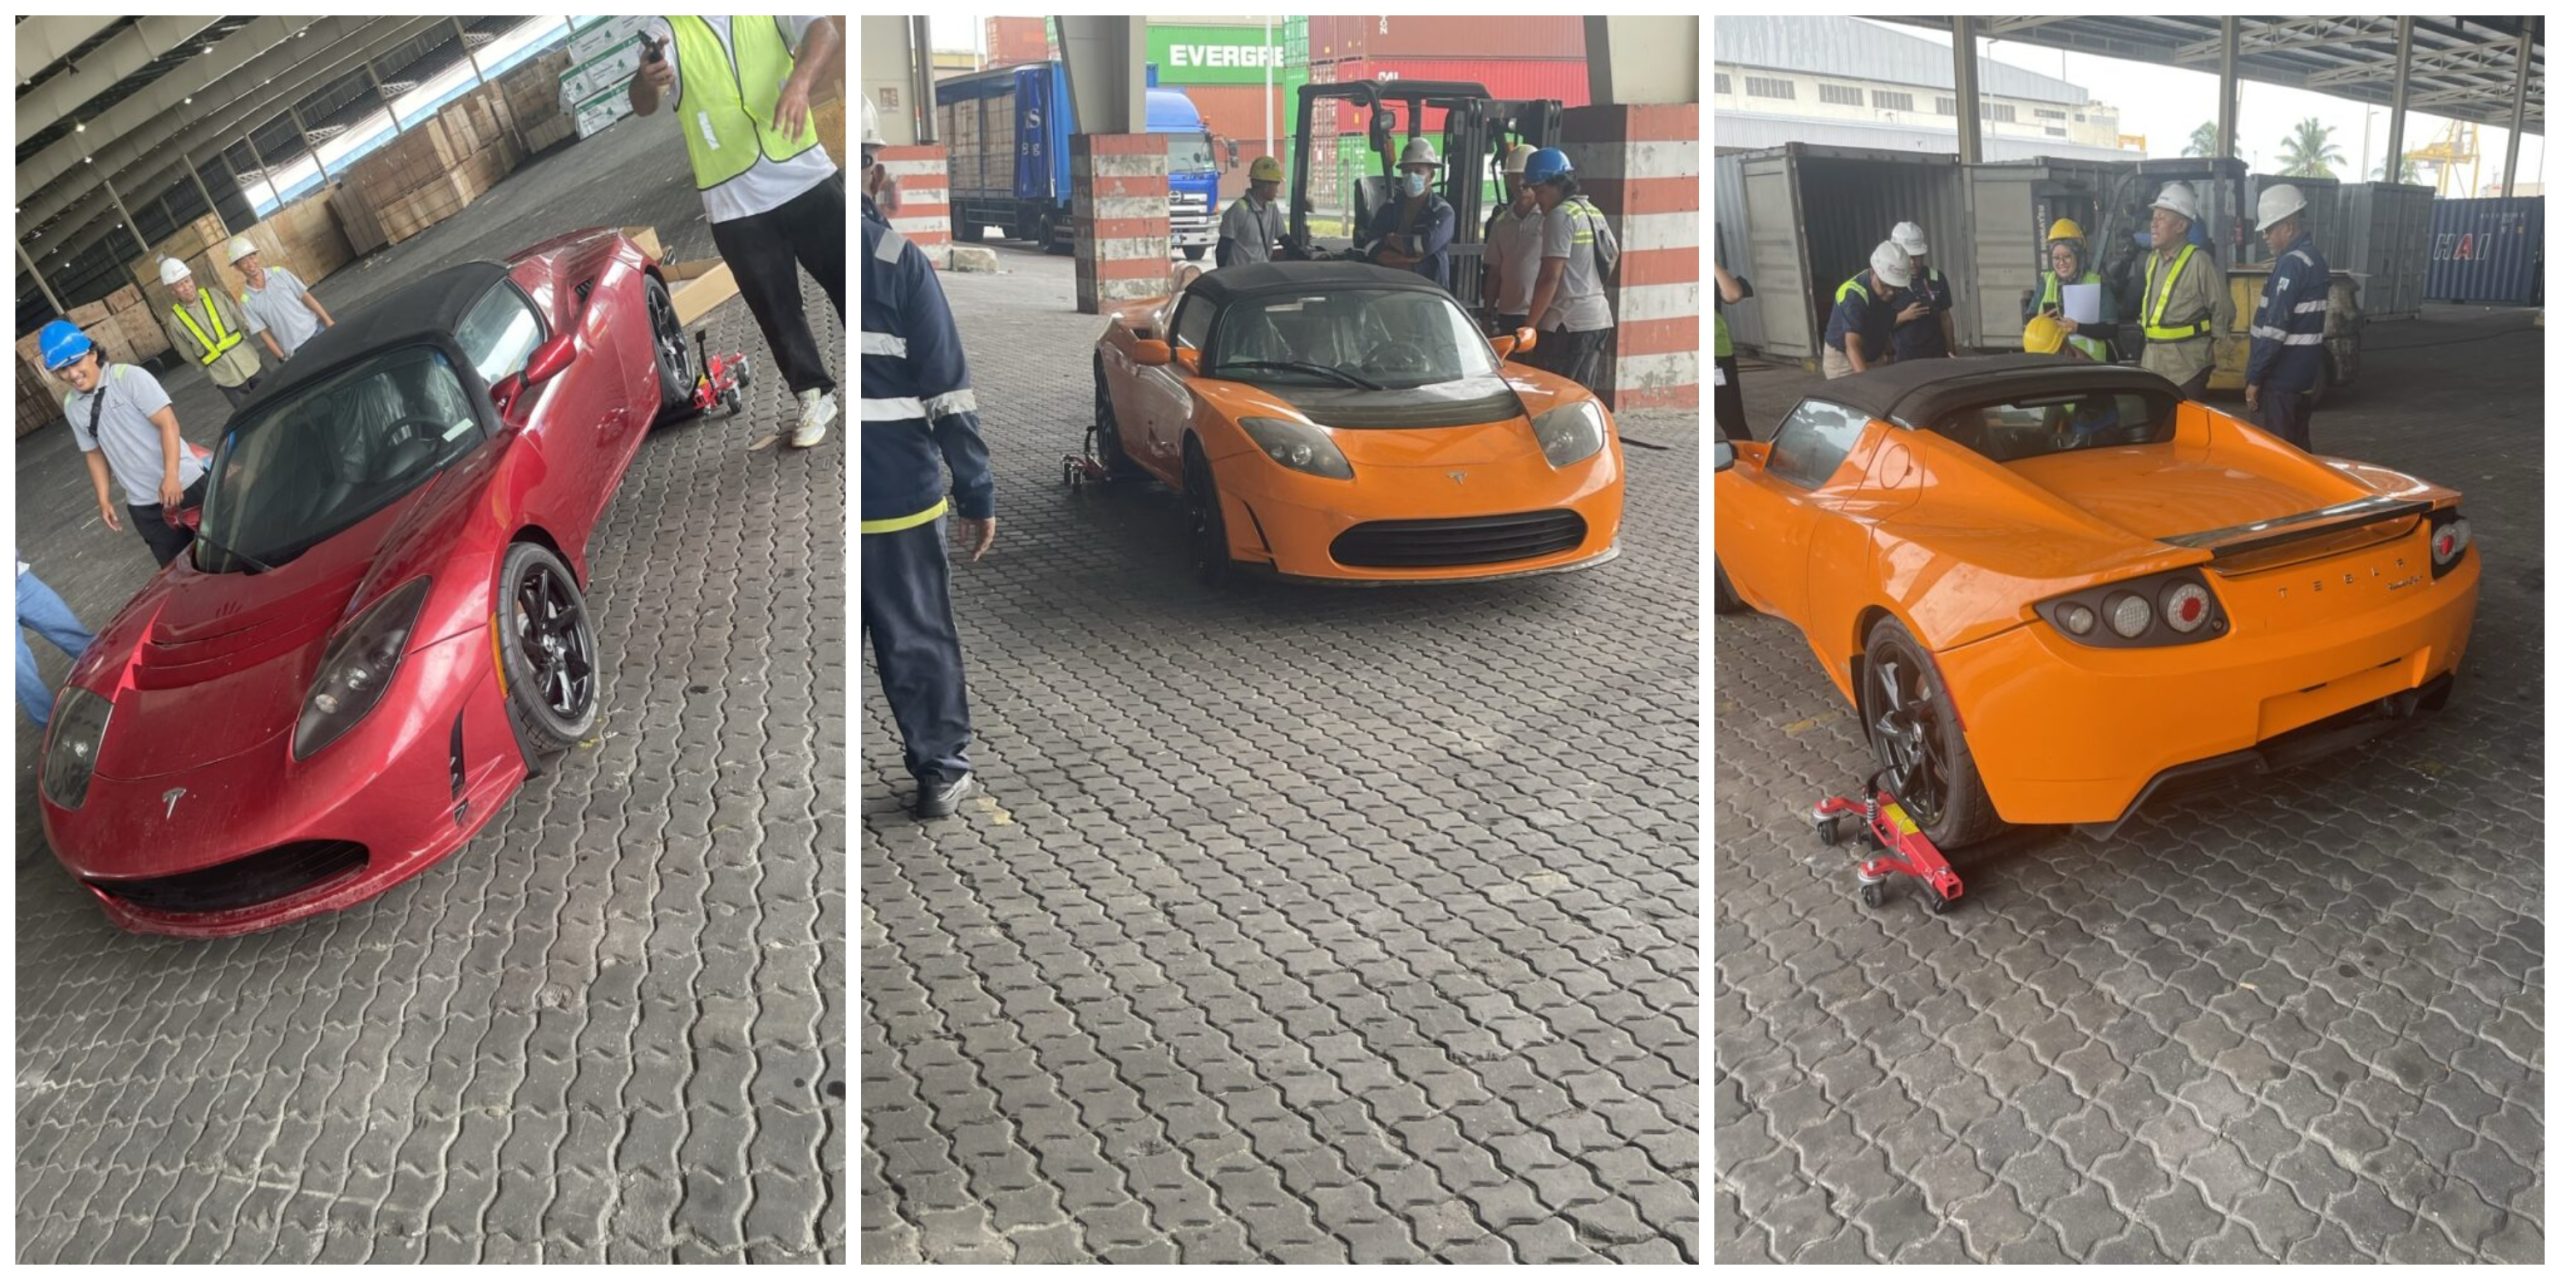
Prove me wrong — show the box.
[2427,510,2471,578]
[2105,593,2153,638]
[2037,570,2225,648]
[2163,582,2212,633]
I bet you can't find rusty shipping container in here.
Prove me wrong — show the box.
[984,16,1049,69]
[2424,196,2544,305]
[1308,15,1585,63]
[1308,57,1590,135]
[1180,83,1291,195]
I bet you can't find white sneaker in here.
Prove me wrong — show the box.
[791,388,837,447]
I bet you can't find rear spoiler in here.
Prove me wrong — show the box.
[2158,495,2433,560]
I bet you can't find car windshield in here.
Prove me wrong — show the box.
[1209,288,1500,390]
[198,345,485,571]
[1164,133,1215,172]
[1924,386,2180,462]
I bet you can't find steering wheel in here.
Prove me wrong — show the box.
[1362,340,1431,376]
[357,416,453,485]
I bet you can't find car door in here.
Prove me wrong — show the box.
[1722,398,1880,633]
[456,279,616,538]
[1136,292,1216,465]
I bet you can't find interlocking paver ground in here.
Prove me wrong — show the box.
[861,241,1701,1262]
[1712,308,2544,1263]
[16,105,845,1263]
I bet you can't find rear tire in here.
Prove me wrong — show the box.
[1714,559,1752,615]
[1859,617,2002,849]
[1090,358,1148,479]
[644,274,692,420]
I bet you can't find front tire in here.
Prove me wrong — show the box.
[1181,439,1233,588]
[1859,617,2002,849]
[499,543,601,754]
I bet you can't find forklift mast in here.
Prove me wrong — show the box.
[1285,80,1565,310]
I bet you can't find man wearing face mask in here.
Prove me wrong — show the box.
[1362,138,1456,292]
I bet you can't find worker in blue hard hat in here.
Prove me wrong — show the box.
[42,318,208,567]
[1519,146,1620,389]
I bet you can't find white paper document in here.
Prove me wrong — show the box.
[2060,283,2101,324]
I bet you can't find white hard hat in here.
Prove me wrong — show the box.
[225,234,259,264]
[159,257,192,285]
[1869,240,1913,289]
[1890,221,1930,257]
[1501,144,1530,175]
[1398,137,1443,169]
[2254,183,2308,230]
[2151,181,2201,222]
[859,94,887,150]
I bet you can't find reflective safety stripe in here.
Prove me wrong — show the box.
[861,497,948,534]
[2281,332,2324,345]
[2292,299,2329,314]
[923,388,977,420]
[876,228,907,262]
[861,332,908,357]
[1834,275,1872,304]
[2249,325,2290,339]
[171,296,242,365]
[2141,245,2210,341]
[862,396,925,419]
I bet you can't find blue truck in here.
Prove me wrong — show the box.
[935,61,1225,260]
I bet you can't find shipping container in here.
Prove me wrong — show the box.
[1712,150,1767,352]
[2239,173,2338,267]
[2330,183,2432,320]
[1963,157,2123,349]
[1324,56,1589,133]
[1308,15,1585,63]
[2424,196,2543,305]
[985,16,1049,69]
[1730,144,1975,360]
[1181,83,1291,198]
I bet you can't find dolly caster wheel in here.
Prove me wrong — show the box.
[1818,818,1841,847]
[1859,881,1883,909]
[1925,889,1952,915]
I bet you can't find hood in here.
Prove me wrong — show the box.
[75,461,486,779]
[1244,374,1545,467]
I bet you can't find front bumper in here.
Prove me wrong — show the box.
[1935,552,2478,827]
[39,630,527,938]
[1212,444,1626,584]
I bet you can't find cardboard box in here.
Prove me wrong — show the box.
[664,255,739,326]
[574,90,636,139]
[562,38,643,105]
[568,15,646,65]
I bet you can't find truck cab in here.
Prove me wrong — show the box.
[1148,88,1224,261]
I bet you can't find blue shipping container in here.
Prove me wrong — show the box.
[2423,196,2543,305]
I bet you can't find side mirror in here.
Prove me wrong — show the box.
[1174,348,1200,373]
[1491,334,1518,361]
[1224,138,1239,168]
[1714,439,1736,472]
[524,332,575,386]
[1131,338,1172,367]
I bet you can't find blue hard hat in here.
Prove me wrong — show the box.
[38,319,93,371]
[1523,147,1573,186]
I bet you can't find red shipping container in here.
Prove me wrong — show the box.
[1180,83,1292,192]
[1312,57,1590,135]
[1309,15,1585,63]
[984,16,1049,69]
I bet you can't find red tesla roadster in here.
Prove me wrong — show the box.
[37,227,694,937]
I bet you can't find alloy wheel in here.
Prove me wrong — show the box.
[514,561,595,719]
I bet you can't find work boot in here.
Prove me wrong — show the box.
[792,388,837,447]
[915,771,976,819]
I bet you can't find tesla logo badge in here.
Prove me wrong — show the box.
[162,787,186,819]
[1447,471,1467,485]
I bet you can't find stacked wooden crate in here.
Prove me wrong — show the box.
[16,354,60,437]
[500,48,578,153]
[327,83,528,250]
[205,192,357,298]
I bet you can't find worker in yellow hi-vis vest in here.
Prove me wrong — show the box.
[158,257,264,411]
[632,16,845,449]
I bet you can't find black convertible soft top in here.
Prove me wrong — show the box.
[243,259,515,407]
[1813,354,2184,429]
[1183,260,1448,307]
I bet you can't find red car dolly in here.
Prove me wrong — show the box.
[688,328,752,416]
[1812,776,1965,914]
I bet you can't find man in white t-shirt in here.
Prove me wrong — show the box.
[228,236,333,362]
[632,16,846,447]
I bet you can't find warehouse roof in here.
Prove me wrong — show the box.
[1714,16,2092,106]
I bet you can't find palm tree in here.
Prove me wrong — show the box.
[2277,118,2345,179]
[2182,121,2225,158]
[2371,157,2422,183]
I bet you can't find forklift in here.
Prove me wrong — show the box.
[1282,79,1564,311]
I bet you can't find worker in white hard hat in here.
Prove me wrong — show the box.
[2135,181,2233,398]
[1823,241,1912,379]
[1482,143,1544,334]
[227,234,333,363]
[631,15,844,448]
[1887,221,1961,360]
[1363,136,1456,291]
[157,255,265,411]
[858,92,900,219]
[2244,183,2331,448]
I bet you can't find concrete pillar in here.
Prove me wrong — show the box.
[875,143,951,266]
[1071,132,1169,315]
[2503,19,2533,195]
[2384,16,2413,183]
[1560,102,1698,412]
[1950,17,1983,164]
[19,239,66,314]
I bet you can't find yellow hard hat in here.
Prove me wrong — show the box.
[1248,154,1283,183]
[2022,312,2066,355]
[2046,217,2086,243]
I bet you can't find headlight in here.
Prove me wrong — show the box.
[1237,416,1353,479]
[1532,398,1609,468]
[294,577,432,761]
[40,685,114,810]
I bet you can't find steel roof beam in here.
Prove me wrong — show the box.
[20,18,440,233]
[15,16,223,146]
[15,17,119,84]
[19,16,330,196]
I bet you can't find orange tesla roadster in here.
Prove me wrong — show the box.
[1715,355,2478,848]
[1091,261,1623,585]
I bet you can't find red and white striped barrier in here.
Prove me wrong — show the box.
[874,144,951,266]
[1561,103,1699,412]
[1072,133,1173,313]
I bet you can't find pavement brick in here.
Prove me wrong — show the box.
[861,242,1698,1261]
[1714,308,2542,1265]
[14,99,842,1263]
